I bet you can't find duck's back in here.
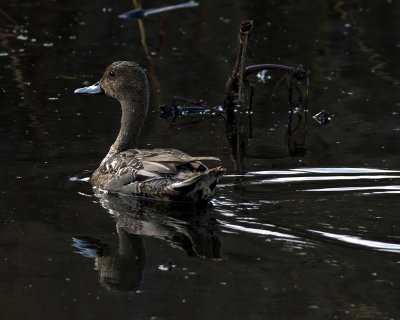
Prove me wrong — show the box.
[91,148,225,201]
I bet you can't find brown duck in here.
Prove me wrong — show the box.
[74,61,225,201]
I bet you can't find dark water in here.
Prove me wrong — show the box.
[1,0,400,319]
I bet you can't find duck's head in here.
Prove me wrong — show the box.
[74,61,149,105]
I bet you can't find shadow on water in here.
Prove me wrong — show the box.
[73,190,220,292]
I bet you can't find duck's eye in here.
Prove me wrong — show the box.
[109,71,115,77]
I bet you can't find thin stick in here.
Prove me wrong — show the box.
[224,20,253,108]
[0,8,19,27]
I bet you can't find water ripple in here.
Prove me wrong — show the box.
[243,167,400,177]
[305,185,400,192]
[221,168,400,196]
[219,221,297,239]
[253,175,400,184]
[309,230,400,253]
[291,168,400,174]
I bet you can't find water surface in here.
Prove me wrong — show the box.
[1,0,400,319]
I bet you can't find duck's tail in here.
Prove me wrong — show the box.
[170,166,226,201]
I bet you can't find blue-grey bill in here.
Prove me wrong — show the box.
[74,81,104,95]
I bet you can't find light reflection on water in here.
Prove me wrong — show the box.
[305,185,400,192]
[220,221,297,239]
[220,167,400,193]
[291,168,400,174]
[230,167,400,177]
[213,166,400,254]
[215,210,400,254]
[309,230,400,254]
[255,174,400,184]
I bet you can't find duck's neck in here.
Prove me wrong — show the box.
[106,95,149,159]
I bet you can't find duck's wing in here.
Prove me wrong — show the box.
[138,148,220,166]
[94,148,221,190]
[93,152,147,190]
[135,148,221,177]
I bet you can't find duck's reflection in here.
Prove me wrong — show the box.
[73,230,145,292]
[73,190,221,292]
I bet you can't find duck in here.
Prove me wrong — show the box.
[74,61,225,201]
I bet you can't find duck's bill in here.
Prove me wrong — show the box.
[74,81,105,95]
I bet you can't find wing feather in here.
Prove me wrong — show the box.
[94,148,221,191]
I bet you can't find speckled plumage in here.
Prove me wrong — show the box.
[75,61,225,201]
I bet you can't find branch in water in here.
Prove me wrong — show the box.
[245,64,308,80]
[159,96,224,121]
[224,20,253,108]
